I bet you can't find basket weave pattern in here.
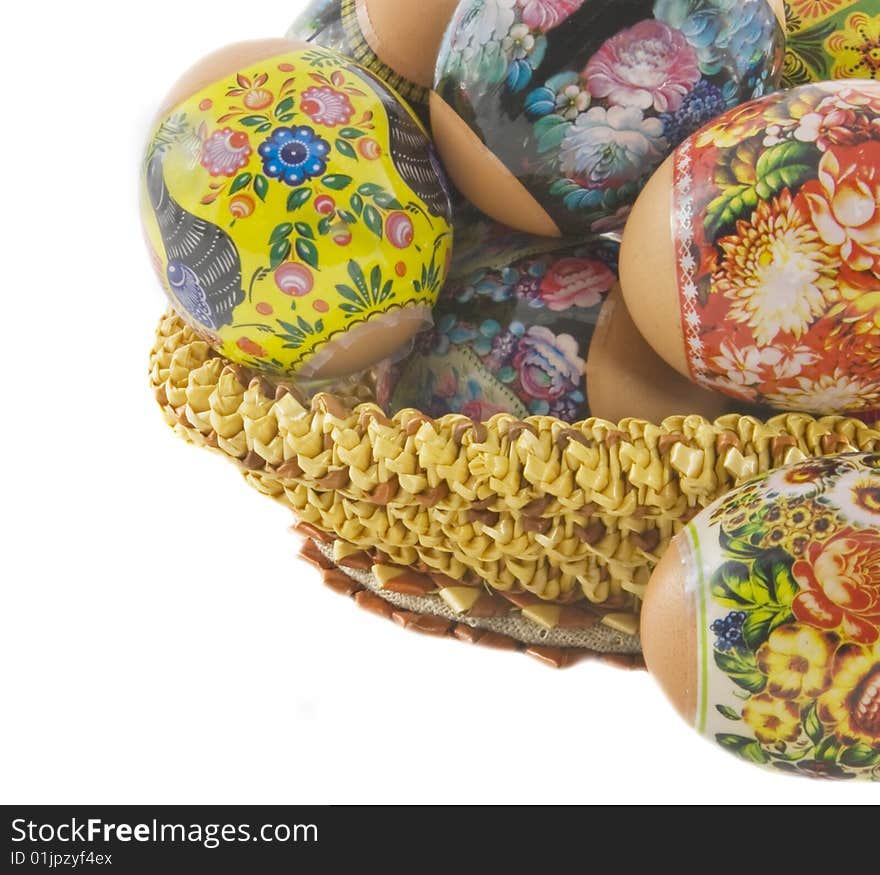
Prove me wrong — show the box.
[151,311,880,635]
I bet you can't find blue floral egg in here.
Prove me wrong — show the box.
[377,228,621,421]
[431,0,785,236]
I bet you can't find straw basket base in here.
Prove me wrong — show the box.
[294,525,645,670]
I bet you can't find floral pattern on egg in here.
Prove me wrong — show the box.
[686,453,880,779]
[782,0,880,87]
[141,47,453,376]
[434,0,784,233]
[671,81,880,414]
[377,237,619,422]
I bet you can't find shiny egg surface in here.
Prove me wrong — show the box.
[432,0,784,235]
[141,44,453,378]
[642,452,880,779]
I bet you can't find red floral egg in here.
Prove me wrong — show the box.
[621,80,880,415]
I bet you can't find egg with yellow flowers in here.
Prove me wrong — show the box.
[141,38,453,380]
[642,452,880,780]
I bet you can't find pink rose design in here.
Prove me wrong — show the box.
[519,0,585,31]
[539,258,616,311]
[300,86,355,127]
[585,19,701,113]
[512,326,584,402]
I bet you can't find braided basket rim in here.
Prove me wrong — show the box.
[150,310,880,651]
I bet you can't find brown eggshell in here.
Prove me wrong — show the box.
[429,92,562,238]
[357,0,459,89]
[586,286,730,423]
[641,536,697,725]
[617,154,691,380]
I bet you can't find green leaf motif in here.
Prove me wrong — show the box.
[335,138,358,161]
[357,183,383,196]
[711,561,755,608]
[347,260,369,301]
[704,140,820,239]
[317,215,333,236]
[339,127,364,139]
[363,204,383,239]
[269,239,291,270]
[255,123,273,134]
[754,141,818,200]
[294,222,315,240]
[801,701,824,745]
[752,550,799,606]
[240,115,269,127]
[373,191,404,210]
[716,734,770,765]
[295,238,319,270]
[287,188,312,212]
[269,223,293,245]
[742,606,791,652]
[230,173,252,195]
[840,744,880,768]
[814,736,841,765]
[275,96,295,117]
[719,526,765,561]
[714,649,766,694]
[322,174,353,191]
[716,704,741,721]
[350,193,364,216]
[704,184,759,239]
[534,115,569,154]
[254,174,269,202]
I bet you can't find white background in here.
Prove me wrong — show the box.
[1,0,876,805]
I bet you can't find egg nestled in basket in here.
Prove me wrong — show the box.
[140,38,453,380]
[378,212,730,424]
[620,79,880,415]
[430,0,786,236]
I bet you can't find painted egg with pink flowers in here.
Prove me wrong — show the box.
[431,0,786,236]
[620,80,880,416]
[377,222,730,423]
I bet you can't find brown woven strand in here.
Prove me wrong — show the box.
[150,310,880,631]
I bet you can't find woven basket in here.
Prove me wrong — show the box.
[150,309,880,666]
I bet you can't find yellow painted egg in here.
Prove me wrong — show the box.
[287,0,459,123]
[140,39,453,380]
[620,79,880,415]
[642,452,880,779]
[431,0,785,237]
[783,0,880,88]
[377,222,730,423]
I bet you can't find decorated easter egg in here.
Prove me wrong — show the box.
[430,0,785,237]
[783,0,880,87]
[377,227,730,422]
[620,80,880,415]
[642,453,880,779]
[287,0,459,123]
[141,39,453,380]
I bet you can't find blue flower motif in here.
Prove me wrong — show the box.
[258,126,330,187]
[653,0,777,77]
[710,610,747,652]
